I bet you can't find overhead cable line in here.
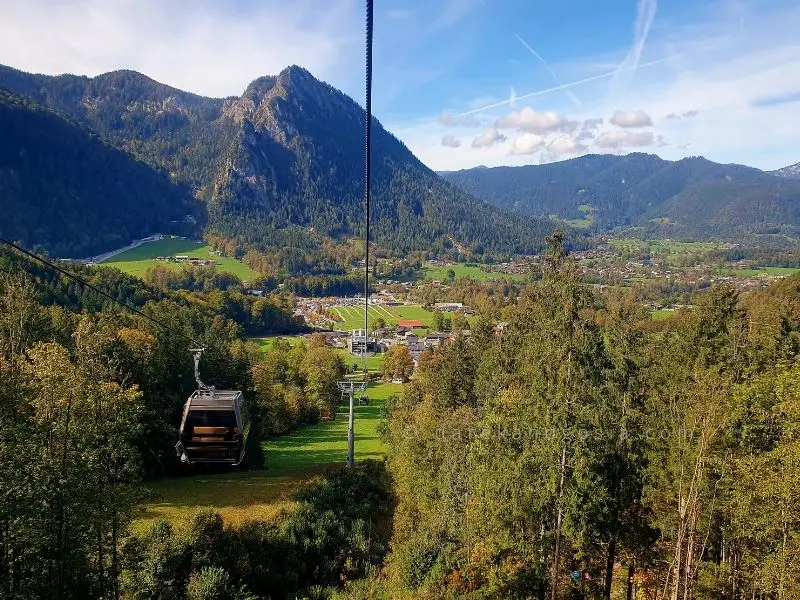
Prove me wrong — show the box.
[362,0,374,371]
[0,235,202,347]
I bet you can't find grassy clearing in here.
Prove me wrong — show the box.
[251,335,306,351]
[102,237,258,281]
[564,218,591,228]
[650,309,677,320]
[764,267,800,275]
[131,469,315,536]
[263,381,400,475]
[423,262,527,282]
[608,238,723,256]
[715,266,800,277]
[132,381,402,534]
[337,349,385,373]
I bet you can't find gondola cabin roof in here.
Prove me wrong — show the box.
[187,389,242,409]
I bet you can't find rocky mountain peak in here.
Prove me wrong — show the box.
[772,161,800,179]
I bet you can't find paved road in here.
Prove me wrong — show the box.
[82,234,165,264]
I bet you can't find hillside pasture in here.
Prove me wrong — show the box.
[100,237,258,280]
[423,261,527,282]
[714,266,800,277]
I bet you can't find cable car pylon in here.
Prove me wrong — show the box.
[337,380,367,468]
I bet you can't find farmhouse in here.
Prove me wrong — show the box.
[423,333,450,347]
[433,302,463,311]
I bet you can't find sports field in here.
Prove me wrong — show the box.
[423,262,528,282]
[100,237,258,281]
[330,303,436,331]
[132,381,401,534]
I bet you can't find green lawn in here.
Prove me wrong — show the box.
[564,218,591,228]
[130,468,313,535]
[608,238,723,256]
[715,266,800,277]
[650,309,677,320]
[337,349,385,373]
[251,335,306,351]
[132,381,402,533]
[264,381,401,475]
[101,237,258,281]
[423,262,527,282]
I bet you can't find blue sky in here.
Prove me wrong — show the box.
[2,0,799,171]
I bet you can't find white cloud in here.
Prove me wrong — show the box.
[393,0,800,171]
[0,0,359,98]
[577,117,604,140]
[509,133,546,155]
[472,128,507,148]
[665,110,700,120]
[548,136,588,158]
[441,135,461,148]
[595,130,655,149]
[495,106,577,133]
[610,110,653,128]
[438,111,481,127]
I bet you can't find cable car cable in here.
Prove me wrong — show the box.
[362,0,373,371]
[0,235,202,347]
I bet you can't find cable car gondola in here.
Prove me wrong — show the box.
[175,349,249,466]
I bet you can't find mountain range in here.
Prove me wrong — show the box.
[0,64,551,261]
[1,62,799,264]
[441,154,800,238]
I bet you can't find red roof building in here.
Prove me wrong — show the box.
[397,319,425,329]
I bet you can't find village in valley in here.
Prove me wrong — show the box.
[285,293,484,379]
[82,233,800,383]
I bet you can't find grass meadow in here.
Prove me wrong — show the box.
[101,237,258,281]
[422,262,527,282]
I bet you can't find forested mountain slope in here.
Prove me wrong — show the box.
[0,64,554,259]
[0,90,202,257]
[441,153,800,238]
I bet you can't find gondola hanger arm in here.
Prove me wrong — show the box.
[190,347,214,392]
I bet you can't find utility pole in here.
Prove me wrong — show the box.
[337,380,367,468]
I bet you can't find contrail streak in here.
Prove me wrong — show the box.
[453,52,683,119]
[514,32,582,107]
[609,0,657,99]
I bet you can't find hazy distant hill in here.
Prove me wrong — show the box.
[441,153,800,238]
[0,64,553,259]
[0,90,201,258]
